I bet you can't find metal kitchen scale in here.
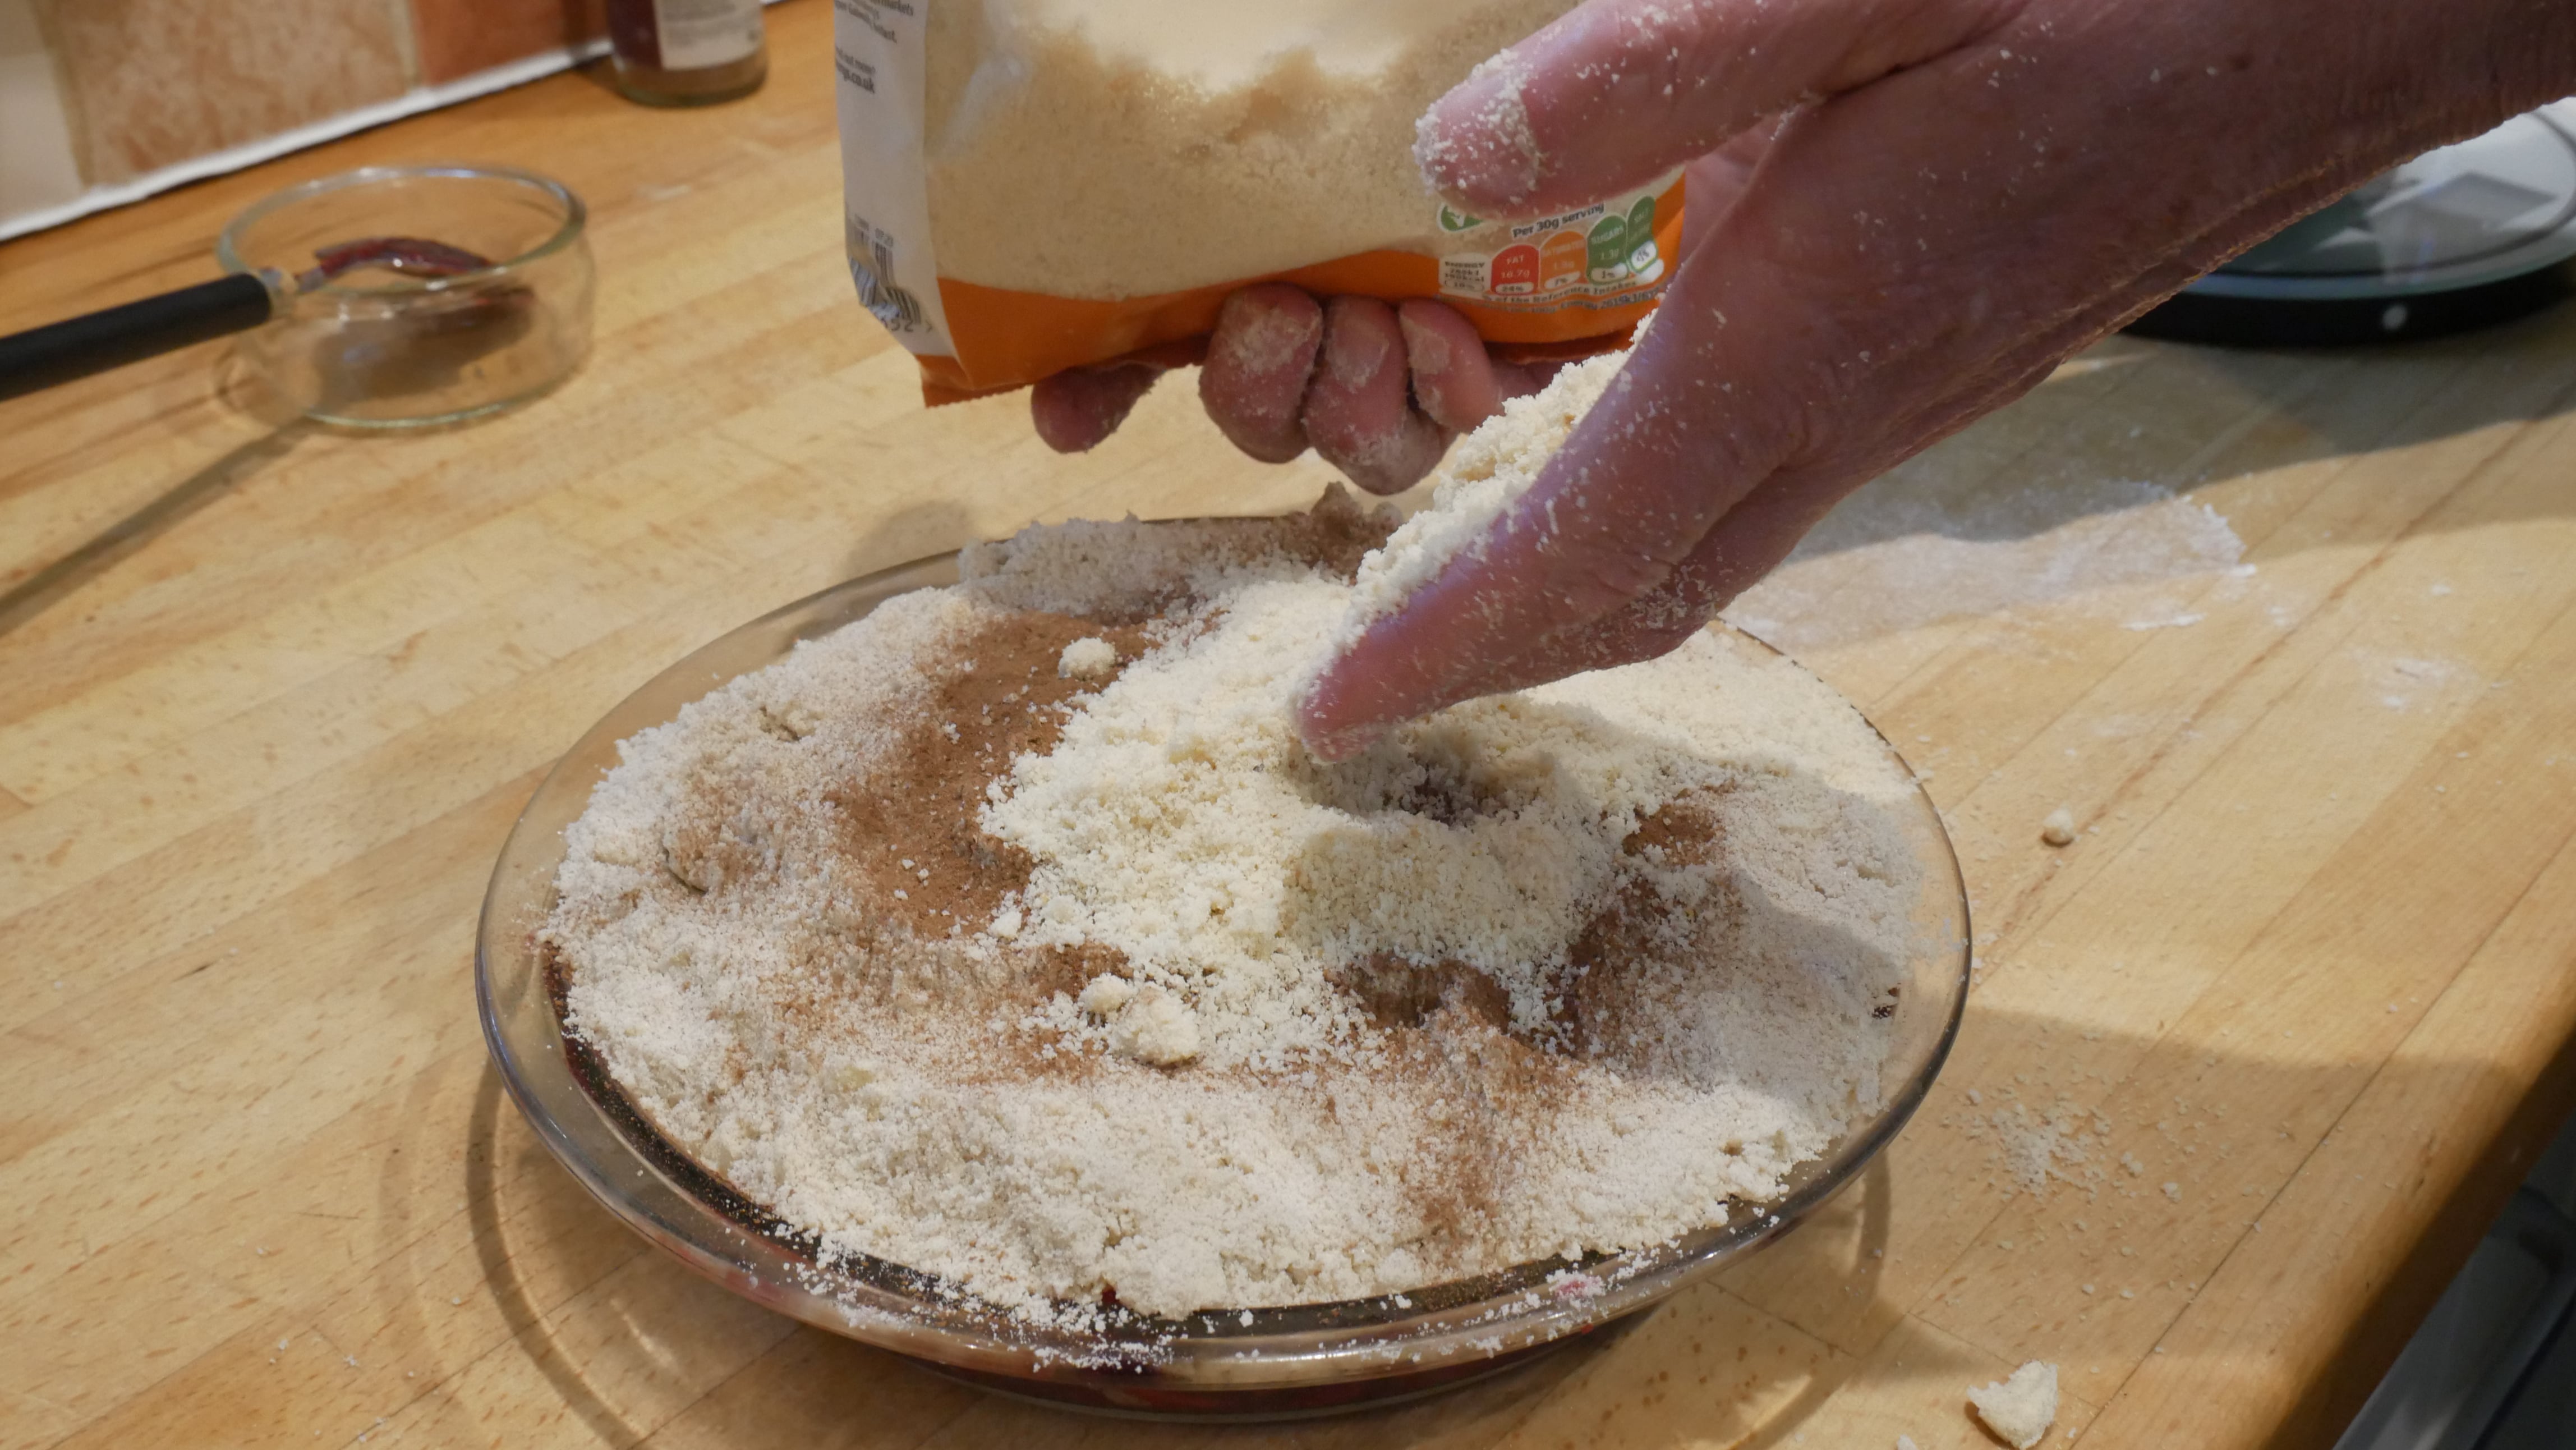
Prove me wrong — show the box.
[2128,100,2576,346]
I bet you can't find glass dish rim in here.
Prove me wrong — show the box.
[474,529,1974,1399]
[217,163,587,299]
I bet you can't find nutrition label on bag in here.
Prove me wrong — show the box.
[1435,180,1673,311]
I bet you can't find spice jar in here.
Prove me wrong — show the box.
[606,0,766,106]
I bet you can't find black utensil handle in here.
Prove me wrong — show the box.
[0,271,277,404]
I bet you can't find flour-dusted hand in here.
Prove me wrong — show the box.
[1294,0,2576,759]
[1029,285,1561,495]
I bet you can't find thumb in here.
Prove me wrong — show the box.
[1418,0,2010,215]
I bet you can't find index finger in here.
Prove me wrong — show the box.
[1293,253,1800,759]
[1417,0,2015,215]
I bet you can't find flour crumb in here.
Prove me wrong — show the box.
[1969,1361,2060,1449]
[1965,1098,2108,1194]
[1109,984,1202,1066]
[1077,973,1135,1018]
[1058,636,1117,680]
[2040,807,2078,847]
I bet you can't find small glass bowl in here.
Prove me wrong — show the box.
[476,537,1972,1419]
[218,164,592,427]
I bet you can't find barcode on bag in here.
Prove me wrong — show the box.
[845,213,923,332]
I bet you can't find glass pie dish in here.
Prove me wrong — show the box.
[475,531,1972,1420]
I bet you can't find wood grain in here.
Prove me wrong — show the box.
[4,3,2573,1446]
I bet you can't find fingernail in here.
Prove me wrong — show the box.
[1395,308,1450,373]
[1291,671,1371,762]
[1030,365,1157,453]
[1396,311,1452,426]
[1212,286,1319,379]
[1319,296,1399,389]
[1414,52,1543,207]
[1293,706,1382,764]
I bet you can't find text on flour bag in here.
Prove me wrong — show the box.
[832,0,1681,405]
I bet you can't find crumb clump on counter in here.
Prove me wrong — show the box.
[2040,806,2078,847]
[1969,1361,2062,1448]
[544,357,1927,1322]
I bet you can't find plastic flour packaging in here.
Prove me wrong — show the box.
[832,0,1682,402]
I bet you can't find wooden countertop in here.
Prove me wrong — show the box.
[6,4,2575,1445]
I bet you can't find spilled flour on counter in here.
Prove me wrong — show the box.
[1726,470,2245,652]
[545,351,1928,1321]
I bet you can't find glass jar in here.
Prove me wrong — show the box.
[606,0,767,106]
[218,165,593,428]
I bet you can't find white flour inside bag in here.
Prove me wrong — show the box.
[919,0,1579,297]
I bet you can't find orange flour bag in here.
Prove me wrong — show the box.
[832,0,1681,405]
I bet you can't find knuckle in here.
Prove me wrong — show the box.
[1544,525,1680,616]
[1210,292,1321,384]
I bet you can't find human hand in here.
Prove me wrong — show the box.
[1028,287,1563,495]
[1294,0,2576,759]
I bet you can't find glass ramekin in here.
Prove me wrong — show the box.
[475,535,1972,1419]
[218,164,592,426]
